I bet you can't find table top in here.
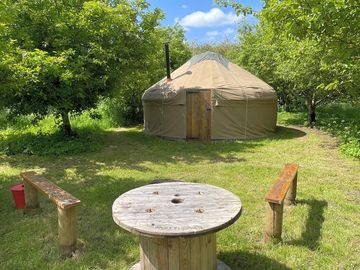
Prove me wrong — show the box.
[112,182,242,237]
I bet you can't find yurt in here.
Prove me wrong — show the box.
[142,51,277,140]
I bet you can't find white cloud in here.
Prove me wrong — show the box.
[206,36,217,42]
[179,8,242,28]
[181,4,187,9]
[206,30,221,37]
[203,28,238,42]
[224,28,235,35]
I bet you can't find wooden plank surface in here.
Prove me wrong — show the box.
[112,182,242,237]
[186,92,199,139]
[199,91,211,140]
[138,234,217,270]
[186,91,211,140]
[179,237,190,270]
[265,163,299,204]
[168,238,180,270]
[20,171,81,209]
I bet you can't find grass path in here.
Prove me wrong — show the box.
[0,125,359,269]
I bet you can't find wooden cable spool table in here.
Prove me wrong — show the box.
[112,182,242,270]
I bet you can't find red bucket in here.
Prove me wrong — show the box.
[11,183,25,209]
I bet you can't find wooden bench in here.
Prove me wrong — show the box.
[264,163,299,242]
[20,171,81,256]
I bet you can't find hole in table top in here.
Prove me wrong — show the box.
[171,198,184,204]
[174,194,180,197]
[195,208,204,213]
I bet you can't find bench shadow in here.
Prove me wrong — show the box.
[286,199,328,250]
[219,250,291,270]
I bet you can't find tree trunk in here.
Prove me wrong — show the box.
[306,97,316,128]
[284,96,291,112]
[61,112,73,136]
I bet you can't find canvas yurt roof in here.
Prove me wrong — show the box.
[143,51,276,103]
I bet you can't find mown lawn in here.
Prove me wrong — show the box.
[0,124,359,269]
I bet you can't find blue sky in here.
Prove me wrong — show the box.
[147,0,263,43]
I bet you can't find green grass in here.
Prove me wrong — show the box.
[278,103,360,159]
[1,124,359,269]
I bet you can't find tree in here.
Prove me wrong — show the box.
[190,39,241,61]
[217,0,360,97]
[113,22,192,125]
[216,0,360,125]
[0,0,164,135]
[261,0,360,98]
[235,25,298,112]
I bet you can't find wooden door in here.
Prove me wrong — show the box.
[186,91,211,140]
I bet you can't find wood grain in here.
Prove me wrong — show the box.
[20,171,80,256]
[112,182,242,237]
[58,206,77,255]
[138,234,217,270]
[24,177,40,209]
[186,91,211,140]
[264,202,283,242]
[20,171,81,209]
[265,163,299,204]
[199,91,211,140]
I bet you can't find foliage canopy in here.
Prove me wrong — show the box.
[216,0,360,125]
[0,0,191,134]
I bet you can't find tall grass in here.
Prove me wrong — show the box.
[0,103,115,156]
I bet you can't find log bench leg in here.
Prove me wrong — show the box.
[264,202,283,242]
[130,234,232,270]
[284,172,298,206]
[24,181,39,209]
[58,207,77,256]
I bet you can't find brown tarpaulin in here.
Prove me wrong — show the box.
[142,52,277,139]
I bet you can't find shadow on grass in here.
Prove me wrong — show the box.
[0,175,146,269]
[73,176,148,268]
[271,126,306,140]
[286,199,328,250]
[0,125,309,268]
[0,125,308,188]
[219,250,291,270]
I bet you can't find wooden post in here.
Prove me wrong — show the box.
[284,171,298,206]
[58,207,77,256]
[24,181,39,209]
[264,202,283,242]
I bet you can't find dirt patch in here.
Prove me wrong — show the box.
[285,125,340,149]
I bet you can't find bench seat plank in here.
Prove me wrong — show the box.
[20,171,81,209]
[265,163,299,204]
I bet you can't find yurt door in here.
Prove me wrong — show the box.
[186,91,211,140]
